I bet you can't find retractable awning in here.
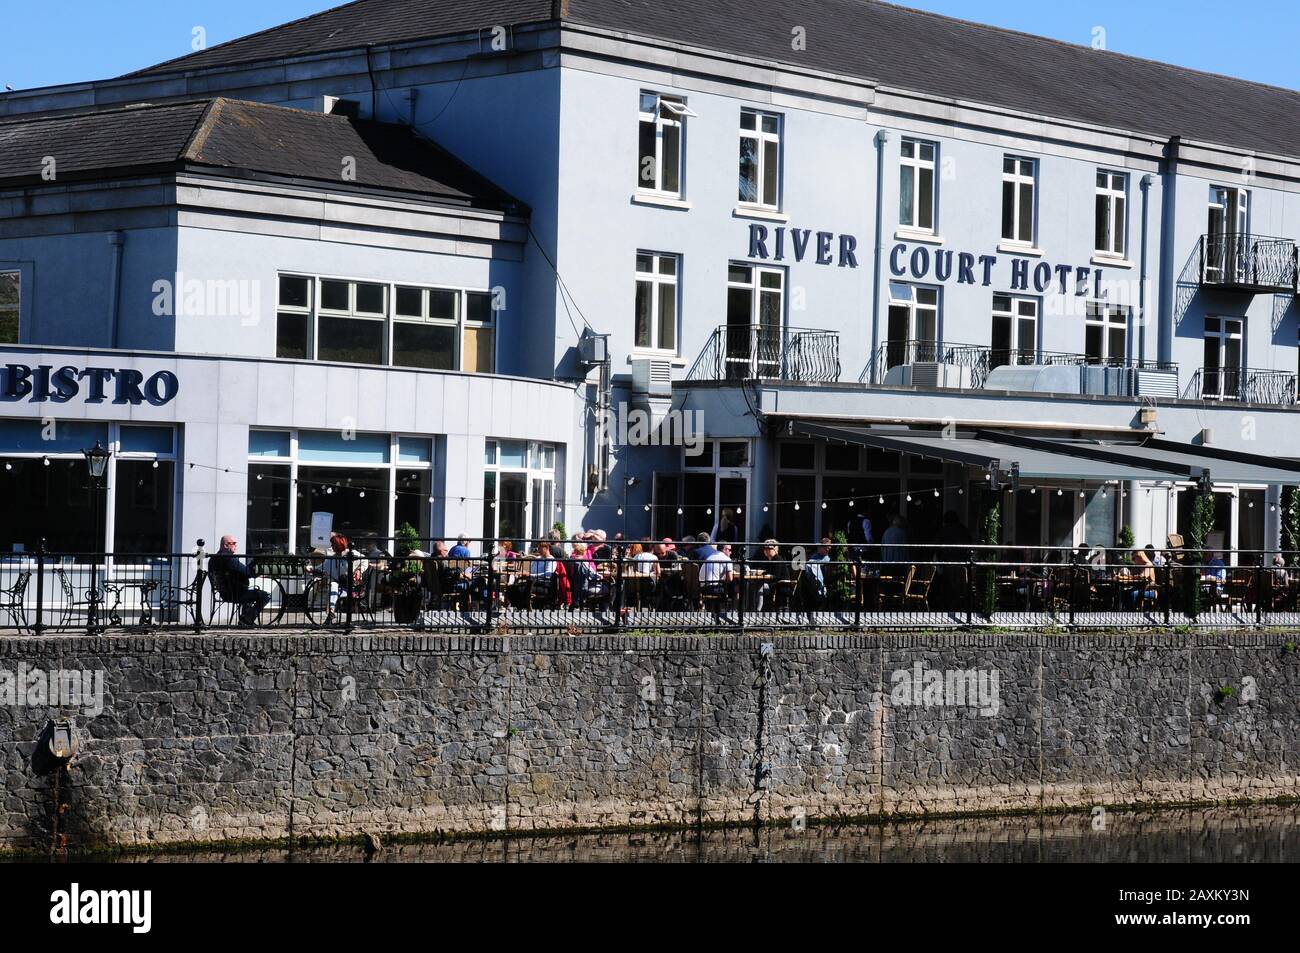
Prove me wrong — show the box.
[787,422,1300,485]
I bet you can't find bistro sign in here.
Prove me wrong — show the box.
[1,363,179,406]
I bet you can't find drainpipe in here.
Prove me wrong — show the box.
[1139,174,1153,364]
[870,129,890,382]
[1156,138,1180,367]
[107,231,124,348]
[402,88,418,126]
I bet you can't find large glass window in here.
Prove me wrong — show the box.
[1203,316,1244,400]
[0,421,173,556]
[899,139,936,232]
[0,271,18,343]
[991,293,1038,369]
[634,252,679,353]
[638,91,690,196]
[886,282,939,369]
[1094,170,1127,257]
[482,439,557,545]
[738,109,781,209]
[1001,156,1036,245]
[317,280,385,365]
[246,430,433,553]
[1085,303,1128,365]
[725,263,784,379]
[1206,186,1250,283]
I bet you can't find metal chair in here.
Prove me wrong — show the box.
[0,571,31,630]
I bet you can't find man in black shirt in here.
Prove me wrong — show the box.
[208,535,272,626]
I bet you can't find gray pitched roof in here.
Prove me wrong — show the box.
[0,98,525,212]
[123,0,1300,159]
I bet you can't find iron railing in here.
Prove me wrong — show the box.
[1183,367,1298,405]
[1199,232,1298,294]
[687,325,840,382]
[861,340,1177,391]
[3,538,1299,633]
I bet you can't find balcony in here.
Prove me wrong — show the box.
[687,325,840,383]
[1198,233,1298,294]
[1183,367,1298,405]
[861,340,1179,397]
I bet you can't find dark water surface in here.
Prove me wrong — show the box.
[34,804,1300,862]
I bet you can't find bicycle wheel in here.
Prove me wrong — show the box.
[302,576,334,627]
[251,577,286,627]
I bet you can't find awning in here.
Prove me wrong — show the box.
[788,422,1300,485]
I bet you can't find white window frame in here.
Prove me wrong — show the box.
[1206,186,1250,283]
[634,252,680,354]
[899,138,937,232]
[991,293,1039,366]
[638,91,693,198]
[483,439,558,543]
[1094,170,1128,257]
[1001,155,1037,245]
[887,282,940,348]
[1203,316,1244,400]
[726,262,785,378]
[1085,302,1129,365]
[738,108,782,210]
[316,277,389,365]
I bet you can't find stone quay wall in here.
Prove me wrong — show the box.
[1,631,1297,851]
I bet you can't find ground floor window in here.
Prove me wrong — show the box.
[246,430,432,553]
[654,440,751,540]
[482,439,557,545]
[0,420,175,556]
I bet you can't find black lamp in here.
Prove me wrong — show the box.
[82,440,111,481]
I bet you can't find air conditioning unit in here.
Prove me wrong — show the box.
[318,95,360,118]
[883,362,972,389]
[631,358,673,398]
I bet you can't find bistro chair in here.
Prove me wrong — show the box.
[159,567,207,626]
[878,565,914,610]
[0,571,32,631]
[903,564,935,610]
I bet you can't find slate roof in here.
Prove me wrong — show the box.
[0,98,525,212]
[121,0,1300,159]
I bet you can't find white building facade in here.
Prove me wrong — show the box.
[3,0,1300,556]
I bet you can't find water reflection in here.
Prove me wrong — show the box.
[64,805,1300,863]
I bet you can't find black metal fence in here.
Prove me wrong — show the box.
[1199,232,1299,293]
[4,538,1300,634]
[687,325,841,383]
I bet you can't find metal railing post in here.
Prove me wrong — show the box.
[613,543,625,629]
[344,550,355,633]
[736,546,746,635]
[1256,555,1264,626]
[33,539,46,635]
[1161,560,1171,627]
[1068,549,1078,628]
[483,550,495,632]
[853,552,863,632]
[965,549,975,627]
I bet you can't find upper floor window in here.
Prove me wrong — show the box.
[276,275,496,374]
[738,109,782,209]
[725,263,784,378]
[1206,186,1250,283]
[638,91,692,196]
[1094,171,1127,257]
[885,282,939,368]
[1085,303,1128,365]
[990,293,1038,369]
[1203,316,1243,400]
[1001,156,1036,245]
[0,271,17,343]
[634,252,679,353]
[899,139,937,232]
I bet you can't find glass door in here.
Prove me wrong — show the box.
[1203,317,1243,399]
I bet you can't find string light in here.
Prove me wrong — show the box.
[1056,489,1063,496]
[793,502,800,511]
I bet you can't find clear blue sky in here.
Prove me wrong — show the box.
[2,1,1298,92]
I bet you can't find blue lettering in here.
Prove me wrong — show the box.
[957,253,976,284]
[934,250,954,282]
[979,255,997,287]
[791,229,812,261]
[1055,264,1072,294]
[79,367,114,403]
[838,234,858,268]
[889,243,908,276]
[909,246,931,279]
[815,231,834,265]
[114,369,146,405]
[1095,268,1105,298]
[1075,266,1091,296]
[1010,258,1029,291]
[774,227,785,261]
[1033,262,1052,293]
[3,363,32,399]
[144,370,179,405]
[51,365,79,401]
[748,224,769,260]
[30,365,52,402]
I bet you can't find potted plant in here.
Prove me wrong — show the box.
[387,522,425,624]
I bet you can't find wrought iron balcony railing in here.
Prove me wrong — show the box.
[687,325,840,383]
[860,340,1176,393]
[1183,367,1298,405]
[1198,232,1298,294]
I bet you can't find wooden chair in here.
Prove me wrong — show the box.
[1221,569,1251,613]
[878,565,915,610]
[903,564,935,609]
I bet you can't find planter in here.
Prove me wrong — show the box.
[392,587,422,624]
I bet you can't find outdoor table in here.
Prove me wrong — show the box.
[103,580,160,627]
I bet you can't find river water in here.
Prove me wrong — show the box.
[42,804,1300,863]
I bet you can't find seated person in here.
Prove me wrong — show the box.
[1127,547,1159,607]
[208,535,272,625]
[749,539,790,611]
[1202,552,1228,588]
[801,538,833,609]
